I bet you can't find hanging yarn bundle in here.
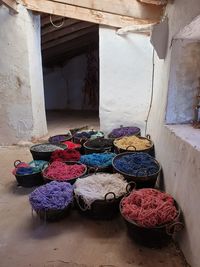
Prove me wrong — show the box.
[108,126,141,139]
[29,181,73,211]
[121,189,178,228]
[113,153,159,176]
[74,173,128,209]
[43,161,86,181]
[80,153,116,168]
[114,136,152,151]
[61,141,81,150]
[31,144,65,153]
[51,149,81,162]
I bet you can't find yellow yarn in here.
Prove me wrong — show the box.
[114,136,152,151]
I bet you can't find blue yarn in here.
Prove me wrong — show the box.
[113,153,159,176]
[80,153,116,168]
[16,167,34,175]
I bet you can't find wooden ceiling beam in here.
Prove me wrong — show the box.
[42,21,94,44]
[22,0,159,28]
[42,25,98,50]
[42,18,78,35]
[0,0,18,13]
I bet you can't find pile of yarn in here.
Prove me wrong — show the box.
[49,132,72,144]
[31,143,65,153]
[51,149,81,162]
[29,181,73,211]
[85,138,113,149]
[43,161,86,181]
[62,141,81,150]
[121,189,178,228]
[74,130,104,141]
[108,126,140,139]
[113,153,159,176]
[74,173,128,209]
[12,160,47,175]
[114,136,152,151]
[80,153,116,168]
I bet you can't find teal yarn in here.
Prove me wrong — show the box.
[80,153,116,168]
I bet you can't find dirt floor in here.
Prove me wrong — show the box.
[0,112,188,267]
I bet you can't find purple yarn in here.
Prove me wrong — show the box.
[29,181,73,211]
[108,126,140,138]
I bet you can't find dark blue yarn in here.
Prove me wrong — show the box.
[113,153,159,176]
[80,153,116,168]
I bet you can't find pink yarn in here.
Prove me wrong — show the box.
[12,162,29,175]
[43,161,85,181]
[121,189,178,228]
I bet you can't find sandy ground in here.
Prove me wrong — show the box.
[0,111,188,267]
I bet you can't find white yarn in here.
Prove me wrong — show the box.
[74,173,128,210]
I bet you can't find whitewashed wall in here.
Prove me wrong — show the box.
[99,27,153,135]
[44,52,98,111]
[0,5,47,145]
[147,1,200,266]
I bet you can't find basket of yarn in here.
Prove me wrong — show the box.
[79,153,116,173]
[42,161,87,184]
[73,130,104,145]
[114,135,154,156]
[112,152,161,188]
[48,131,72,144]
[120,188,183,248]
[83,138,113,154]
[12,160,47,187]
[74,173,129,219]
[50,149,81,162]
[108,126,141,139]
[29,181,73,222]
[30,143,67,161]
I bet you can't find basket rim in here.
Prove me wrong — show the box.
[42,161,87,182]
[15,170,42,177]
[119,193,181,229]
[83,138,113,151]
[112,152,161,178]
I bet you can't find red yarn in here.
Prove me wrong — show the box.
[43,161,85,181]
[62,141,81,150]
[121,189,178,228]
[51,149,81,162]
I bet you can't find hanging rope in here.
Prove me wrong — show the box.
[50,15,65,28]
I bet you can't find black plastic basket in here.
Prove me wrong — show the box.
[87,165,113,174]
[120,197,184,248]
[112,152,161,189]
[83,138,114,154]
[48,133,72,144]
[34,204,71,222]
[14,160,44,188]
[114,135,155,157]
[42,161,87,185]
[30,143,67,161]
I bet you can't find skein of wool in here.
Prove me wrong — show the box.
[51,149,81,162]
[113,153,159,176]
[121,189,178,228]
[108,126,141,139]
[114,136,152,151]
[74,173,128,209]
[80,153,116,168]
[29,181,73,211]
[43,161,86,181]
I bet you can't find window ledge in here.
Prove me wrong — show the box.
[165,124,200,152]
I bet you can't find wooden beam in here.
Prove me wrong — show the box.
[42,25,98,50]
[0,0,18,13]
[42,21,93,44]
[42,18,78,35]
[51,0,164,20]
[22,0,158,28]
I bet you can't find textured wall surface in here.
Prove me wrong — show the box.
[0,5,47,145]
[148,1,200,266]
[99,27,153,135]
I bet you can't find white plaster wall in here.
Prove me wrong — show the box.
[0,5,47,145]
[99,27,153,135]
[44,53,98,111]
[147,1,200,266]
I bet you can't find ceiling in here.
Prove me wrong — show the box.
[41,14,98,66]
